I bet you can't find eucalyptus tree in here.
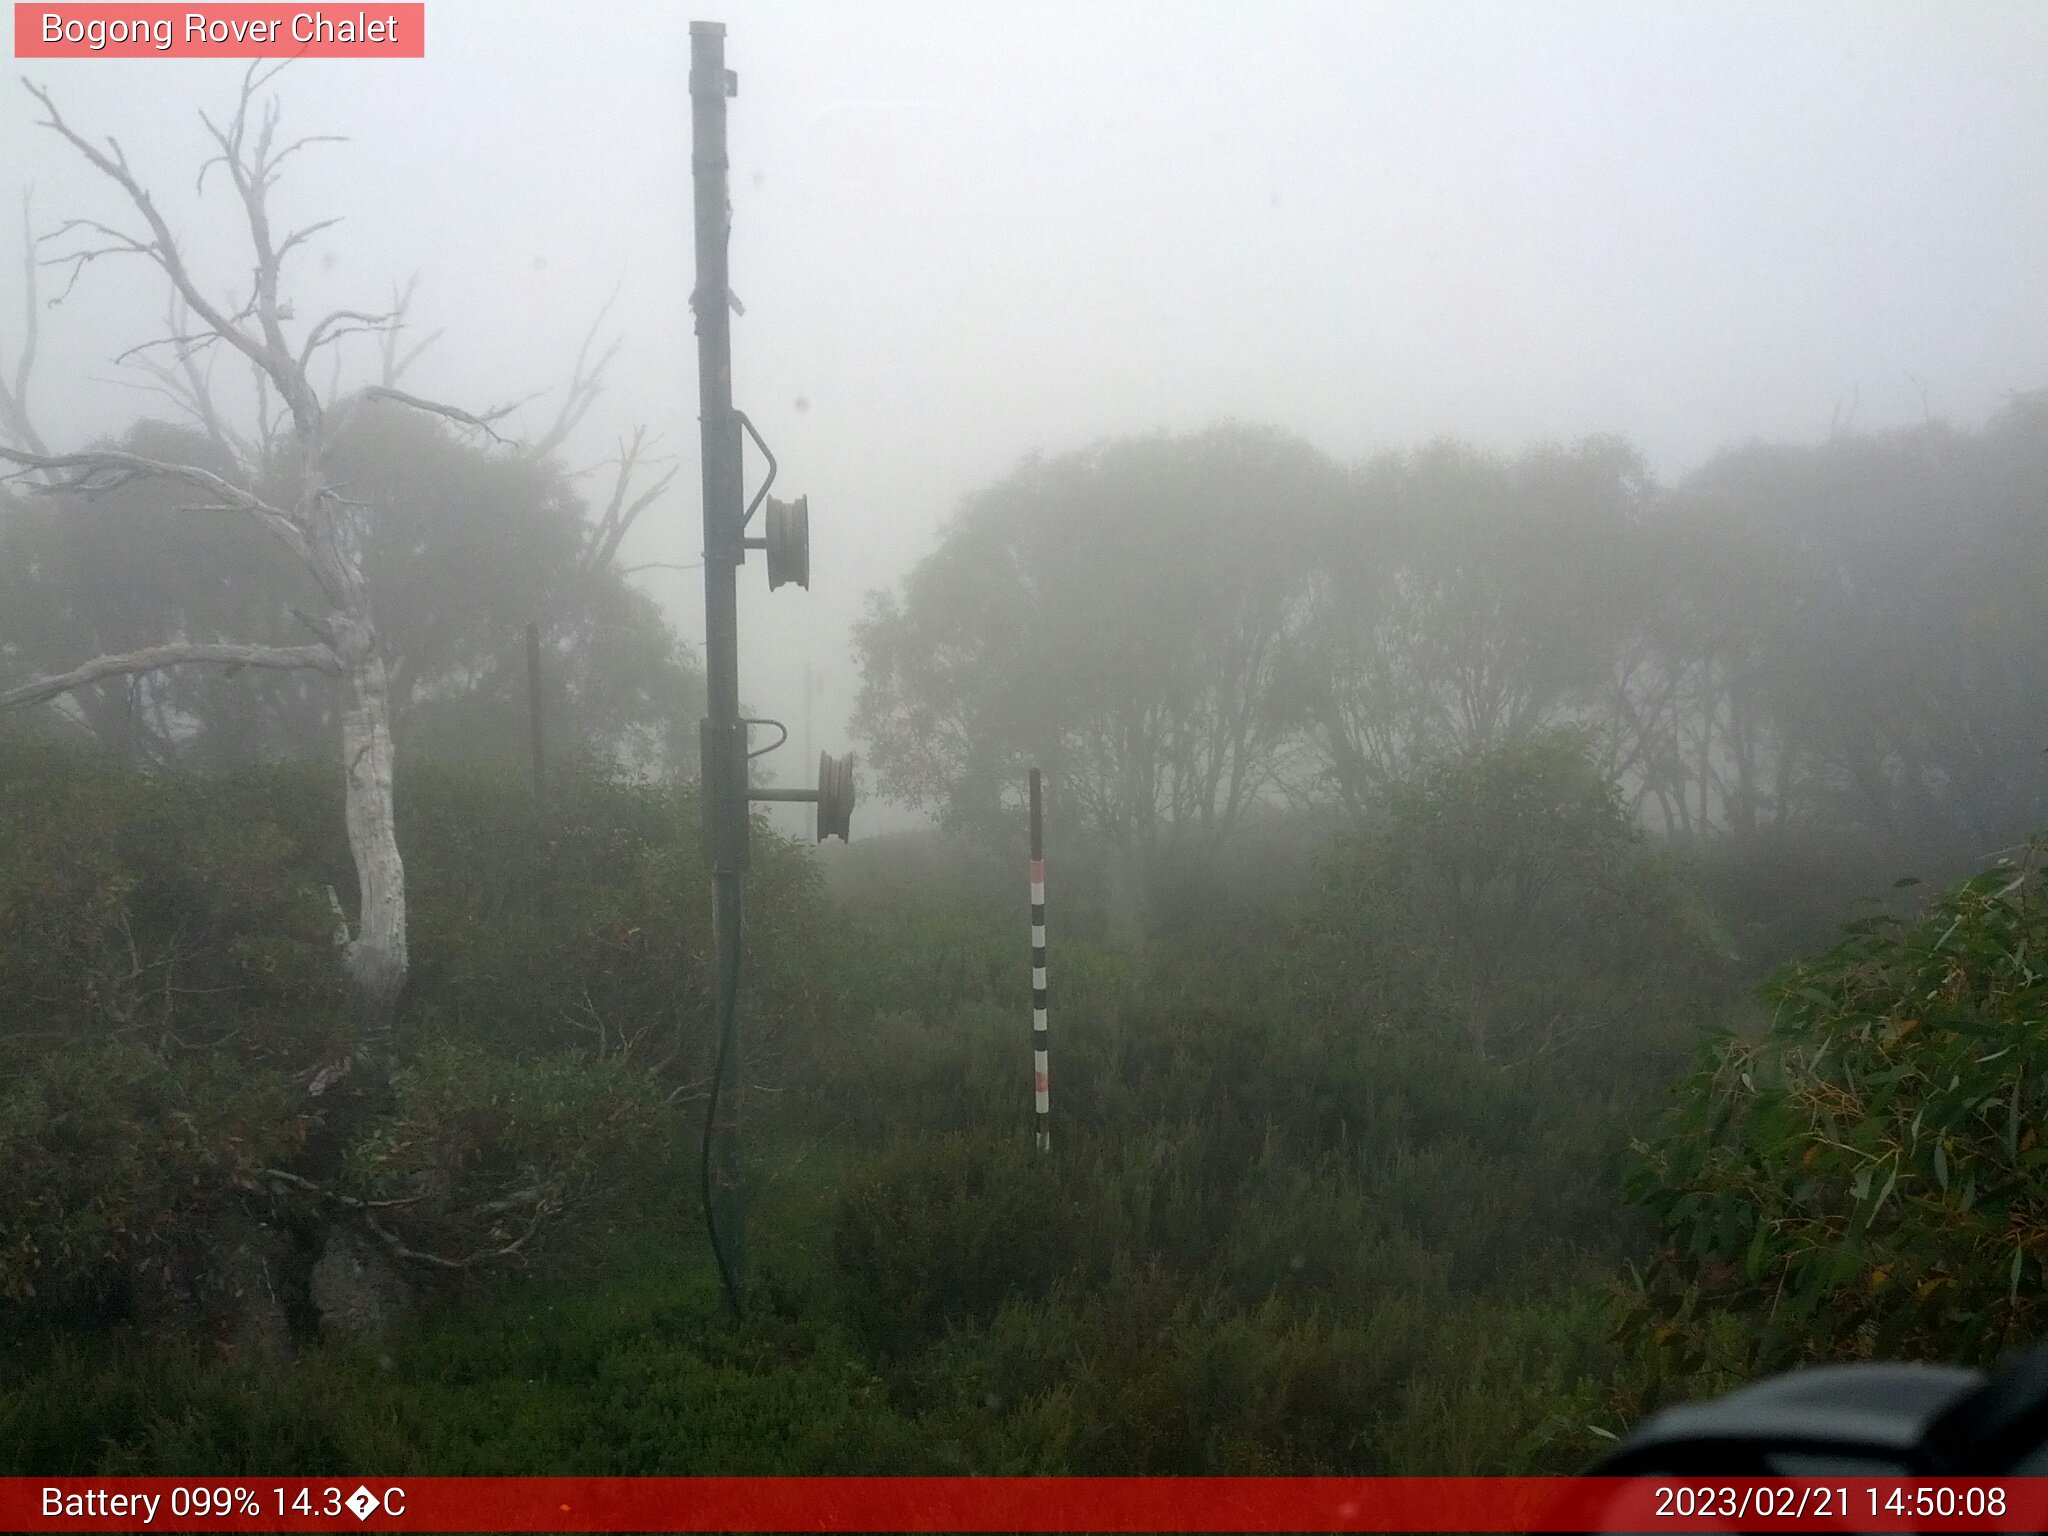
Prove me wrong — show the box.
[854,423,1341,917]
[1673,399,2048,849]
[1292,436,1651,814]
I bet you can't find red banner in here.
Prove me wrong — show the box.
[6,1476,2048,1531]
[13,4,425,57]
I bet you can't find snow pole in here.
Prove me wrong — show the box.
[1029,767,1050,1152]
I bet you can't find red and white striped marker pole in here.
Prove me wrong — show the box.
[1029,767,1050,1153]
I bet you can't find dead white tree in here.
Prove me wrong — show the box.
[0,67,514,1077]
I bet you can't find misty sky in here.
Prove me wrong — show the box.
[5,0,2046,832]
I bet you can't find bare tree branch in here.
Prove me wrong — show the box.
[298,304,398,375]
[526,280,623,460]
[23,78,279,397]
[0,443,313,561]
[264,132,349,183]
[578,424,678,575]
[92,367,212,416]
[109,323,224,369]
[164,292,254,459]
[376,273,441,387]
[257,1167,427,1210]
[36,216,154,303]
[89,294,254,460]
[249,352,281,462]
[272,214,342,270]
[0,186,48,457]
[193,79,321,430]
[348,383,519,444]
[0,639,342,712]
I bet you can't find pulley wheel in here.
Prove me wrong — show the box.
[766,495,810,591]
[816,750,855,842]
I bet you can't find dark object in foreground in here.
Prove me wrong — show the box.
[1592,1338,2048,1474]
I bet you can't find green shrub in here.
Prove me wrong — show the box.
[0,728,1733,1477]
[396,765,825,1087]
[0,744,826,1340]
[905,1255,1437,1474]
[0,1042,305,1321]
[0,740,347,1063]
[1624,838,2048,1377]
[832,1133,1078,1355]
[346,1042,675,1270]
[1288,730,1726,1074]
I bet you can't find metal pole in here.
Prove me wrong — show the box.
[525,621,546,795]
[690,18,749,1312]
[1029,768,1050,1152]
[801,663,814,784]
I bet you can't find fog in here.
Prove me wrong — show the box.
[13,2,2048,1476]
[4,1,2047,838]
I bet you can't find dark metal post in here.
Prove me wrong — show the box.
[801,663,814,779]
[525,621,546,795]
[691,18,749,1311]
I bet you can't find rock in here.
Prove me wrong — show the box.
[308,1224,413,1345]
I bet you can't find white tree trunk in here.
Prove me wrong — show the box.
[340,646,407,1032]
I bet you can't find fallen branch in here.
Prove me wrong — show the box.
[363,1197,555,1272]
[257,1167,430,1211]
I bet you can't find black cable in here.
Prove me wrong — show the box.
[699,903,745,1318]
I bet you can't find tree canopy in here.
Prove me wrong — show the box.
[854,422,1341,907]
[1,406,702,776]
[855,403,2048,922]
